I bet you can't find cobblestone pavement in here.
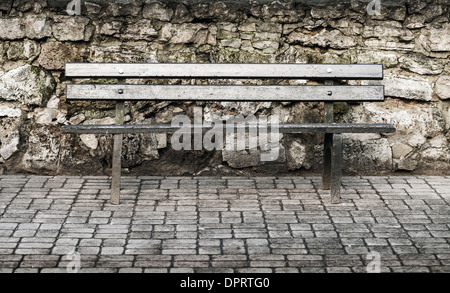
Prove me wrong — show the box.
[0,175,449,273]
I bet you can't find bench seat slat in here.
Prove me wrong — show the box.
[62,123,396,134]
[65,63,383,80]
[66,84,385,102]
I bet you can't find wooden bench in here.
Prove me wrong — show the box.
[62,63,395,205]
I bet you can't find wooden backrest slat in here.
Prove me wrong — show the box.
[66,84,385,102]
[65,63,383,80]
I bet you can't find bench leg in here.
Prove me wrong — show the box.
[330,133,343,204]
[321,133,333,190]
[111,133,123,205]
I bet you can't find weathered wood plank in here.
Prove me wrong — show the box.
[322,133,333,191]
[66,84,385,102]
[110,86,125,205]
[323,81,335,123]
[111,133,123,205]
[66,63,384,80]
[331,133,343,204]
[322,80,334,191]
[62,123,396,134]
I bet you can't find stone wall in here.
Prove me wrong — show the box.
[0,0,449,176]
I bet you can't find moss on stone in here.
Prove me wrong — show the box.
[29,66,57,107]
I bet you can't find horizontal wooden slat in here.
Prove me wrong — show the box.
[66,85,385,102]
[65,63,383,80]
[62,123,396,134]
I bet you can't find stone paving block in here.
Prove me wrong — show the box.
[392,246,420,254]
[287,254,323,263]
[345,246,369,254]
[162,249,197,255]
[0,254,22,267]
[0,223,18,230]
[173,255,210,268]
[325,255,364,267]
[101,247,125,255]
[96,255,133,267]
[14,248,51,255]
[326,267,352,273]
[236,268,273,273]
[222,239,246,254]
[19,255,60,268]
[308,248,346,255]
[246,246,271,254]
[300,267,326,273]
[211,255,248,268]
[77,247,100,255]
[143,268,168,273]
[314,230,339,238]
[134,255,172,268]
[390,267,431,273]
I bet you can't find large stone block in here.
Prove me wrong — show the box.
[0,18,25,40]
[0,118,20,161]
[311,4,347,19]
[143,2,173,21]
[392,143,414,159]
[105,0,143,17]
[21,126,60,172]
[122,19,158,41]
[24,15,52,39]
[52,16,92,42]
[172,3,194,23]
[286,140,307,171]
[363,22,414,41]
[12,0,45,12]
[191,1,244,22]
[435,76,450,100]
[6,40,40,61]
[32,96,67,125]
[352,50,399,68]
[419,23,450,52]
[88,44,156,63]
[343,138,393,174]
[260,1,304,23]
[160,23,217,46]
[363,38,415,51]
[346,99,446,138]
[385,75,433,101]
[399,53,444,75]
[0,104,21,118]
[0,65,56,106]
[222,144,286,169]
[363,74,433,101]
[38,41,82,70]
[420,146,450,172]
[99,21,123,36]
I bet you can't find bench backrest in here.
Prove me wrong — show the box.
[65,63,384,103]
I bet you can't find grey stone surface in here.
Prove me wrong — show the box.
[0,65,55,106]
[0,175,449,273]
